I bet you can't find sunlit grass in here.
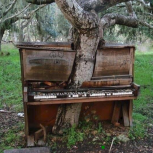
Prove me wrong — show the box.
[0,44,22,111]
[129,49,153,139]
[134,50,153,112]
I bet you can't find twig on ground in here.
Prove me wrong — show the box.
[0,110,14,113]
[109,137,116,153]
[40,124,47,142]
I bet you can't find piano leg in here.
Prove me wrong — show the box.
[122,101,130,126]
[111,100,133,127]
[122,100,133,127]
[111,101,122,126]
[27,135,34,147]
[129,100,133,126]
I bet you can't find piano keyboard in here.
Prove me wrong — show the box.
[33,89,133,100]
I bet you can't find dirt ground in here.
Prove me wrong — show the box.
[0,112,153,153]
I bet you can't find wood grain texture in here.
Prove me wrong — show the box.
[111,101,122,124]
[20,45,135,84]
[22,49,76,81]
[122,102,130,126]
[27,135,34,147]
[93,48,133,77]
[27,102,115,128]
[24,103,29,136]
[27,96,137,105]
[129,100,133,126]
[24,87,28,102]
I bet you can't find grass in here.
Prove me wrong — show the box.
[0,44,153,151]
[0,122,25,153]
[129,48,153,139]
[0,44,22,112]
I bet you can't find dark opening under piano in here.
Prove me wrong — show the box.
[16,42,140,146]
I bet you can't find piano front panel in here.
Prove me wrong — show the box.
[20,47,135,86]
[27,101,115,128]
[82,78,132,87]
[22,49,76,81]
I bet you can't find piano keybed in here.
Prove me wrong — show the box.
[30,88,134,101]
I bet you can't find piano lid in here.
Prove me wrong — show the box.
[18,42,135,84]
[93,46,135,77]
[15,42,135,50]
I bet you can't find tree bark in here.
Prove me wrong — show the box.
[51,0,101,134]
[0,28,5,52]
[52,28,100,134]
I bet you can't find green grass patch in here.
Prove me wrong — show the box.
[0,122,24,153]
[65,125,84,148]
[0,44,22,111]
[129,49,153,139]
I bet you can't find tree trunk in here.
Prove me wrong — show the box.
[19,31,24,42]
[51,0,102,134]
[52,27,100,134]
[0,29,5,52]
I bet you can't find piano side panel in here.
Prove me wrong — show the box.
[93,47,133,77]
[22,49,76,81]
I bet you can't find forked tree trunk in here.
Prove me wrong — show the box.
[52,28,100,134]
[52,0,102,134]
[0,28,5,52]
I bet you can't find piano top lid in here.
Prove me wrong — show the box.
[15,42,135,50]
[101,43,135,49]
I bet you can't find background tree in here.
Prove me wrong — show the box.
[26,0,153,134]
[35,4,70,42]
[0,0,46,51]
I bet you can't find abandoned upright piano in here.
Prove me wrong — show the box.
[16,42,140,145]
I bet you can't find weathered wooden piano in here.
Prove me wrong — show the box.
[16,42,140,146]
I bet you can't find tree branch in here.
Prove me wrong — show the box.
[55,0,98,30]
[15,4,46,20]
[26,4,46,18]
[101,1,138,28]
[2,0,17,17]
[26,0,54,4]
[101,13,138,28]
[125,1,137,18]
[77,0,132,12]
[139,20,153,28]
[0,4,31,23]
[137,0,153,10]
[26,0,132,13]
